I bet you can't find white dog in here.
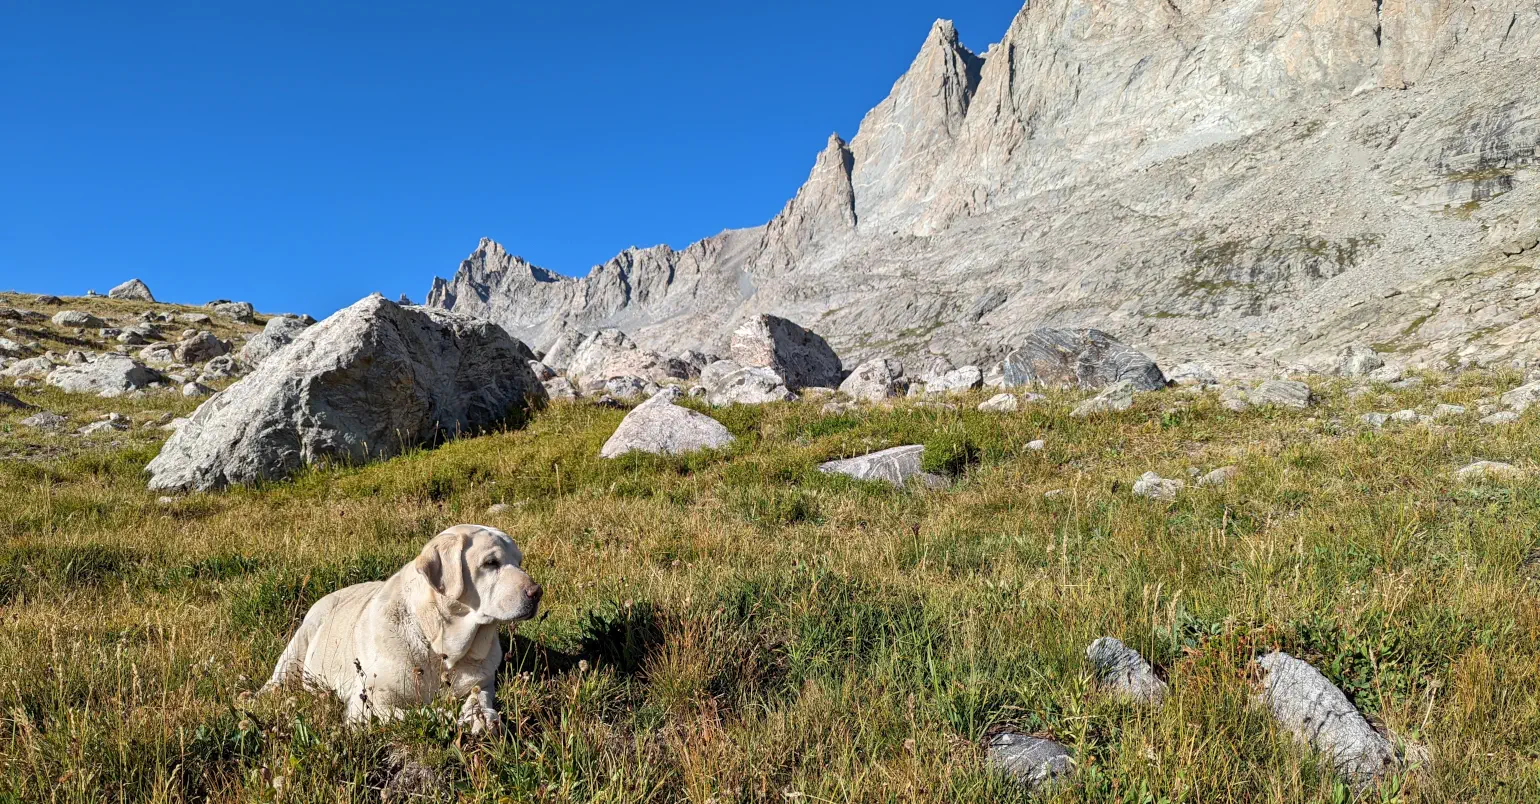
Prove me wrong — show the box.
[262,524,542,731]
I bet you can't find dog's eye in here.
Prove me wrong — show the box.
[483,557,500,569]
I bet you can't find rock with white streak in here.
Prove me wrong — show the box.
[986,733,1075,791]
[728,314,842,391]
[1004,329,1165,392]
[838,356,908,401]
[1255,651,1397,787]
[818,445,946,489]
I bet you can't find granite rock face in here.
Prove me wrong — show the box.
[1255,651,1398,787]
[599,389,736,458]
[145,295,545,492]
[108,279,155,302]
[728,315,843,391]
[239,315,312,367]
[45,355,162,397]
[1004,330,1165,391]
[428,2,1540,377]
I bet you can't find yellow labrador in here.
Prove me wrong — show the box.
[262,524,542,731]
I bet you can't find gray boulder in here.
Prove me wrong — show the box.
[1255,651,1397,787]
[1003,329,1165,391]
[599,389,735,458]
[543,376,578,400]
[199,355,238,382]
[986,733,1074,790]
[924,365,983,395]
[145,295,546,493]
[174,332,229,365]
[1,356,55,379]
[728,314,842,391]
[1499,381,1540,412]
[210,301,256,322]
[117,323,159,345]
[20,410,66,429]
[603,375,656,400]
[838,356,907,401]
[108,279,155,302]
[1251,380,1312,409]
[818,445,945,489]
[238,315,311,366]
[1334,345,1384,377]
[1133,471,1184,500]
[707,366,796,406]
[1071,379,1137,417]
[978,393,1018,412]
[1087,637,1167,704]
[565,329,690,386]
[540,330,586,372]
[52,310,105,329]
[1481,411,1520,425]
[45,354,162,397]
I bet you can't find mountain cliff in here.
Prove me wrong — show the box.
[427,0,1540,376]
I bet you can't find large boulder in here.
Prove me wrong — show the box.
[565,329,690,386]
[1255,651,1397,787]
[728,314,842,391]
[599,389,735,458]
[108,279,156,302]
[51,310,106,329]
[145,295,546,493]
[924,365,983,395]
[838,356,907,401]
[540,330,587,372]
[173,332,229,364]
[1,356,55,379]
[707,366,796,406]
[1002,329,1165,391]
[1334,344,1384,377]
[239,315,312,366]
[45,354,163,397]
[209,301,256,322]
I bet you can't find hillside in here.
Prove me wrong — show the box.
[426,1,1540,378]
[4,290,1540,801]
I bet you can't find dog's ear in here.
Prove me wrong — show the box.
[415,529,467,601]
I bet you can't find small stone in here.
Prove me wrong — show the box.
[1390,409,1419,423]
[1133,471,1184,500]
[978,393,1019,412]
[1250,380,1312,409]
[1086,637,1167,704]
[486,503,511,515]
[1455,461,1522,482]
[1043,489,1065,498]
[1025,439,1046,451]
[986,733,1075,790]
[1071,380,1136,417]
[157,496,175,505]
[1481,411,1520,425]
[1360,412,1389,428]
[1432,403,1466,419]
[1197,466,1238,487]
[182,382,214,397]
[20,411,66,429]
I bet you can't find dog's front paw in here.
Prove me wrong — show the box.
[459,696,502,736]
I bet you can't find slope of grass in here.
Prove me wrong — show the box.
[1,372,1539,802]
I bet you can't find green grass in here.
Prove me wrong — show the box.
[2,363,1540,802]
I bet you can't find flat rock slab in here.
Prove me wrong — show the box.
[146,295,546,493]
[1455,461,1522,482]
[707,366,796,406]
[45,354,162,397]
[1255,651,1396,787]
[986,733,1075,790]
[1251,380,1312,408]
[1003,329,1165,391]
[1071,379,1136,417]
[1087,637,1167,704]
[600,391,735,458]
[818,445,946,489]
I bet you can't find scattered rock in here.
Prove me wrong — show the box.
[238,315,311,366]
[1025,439,1046,450]
[1432,403,1466,419]
[77,415,129,436]
[542,377,578,400]
[1360,412,1389,428]
[177,312,213,326]
[486,503,511,515]
[1455,461,1522,482]
[1499,381,1540,412]
[108,279,156,302]
[565,329,691,386]
[924,365,983,395]
[1250,380,1312,409]
[707,366,796,406]
[174,332,229,364]
[51,310,105,329]
[818,445,946,489]
[1086,637,1167,704]
[978,393,1018,412]
[1334,345,1384,377]
[1166,362,1218,386]
[1002,329,1165,391]
[600,388,736,458]
[199,355,239,382]
[838,356,907,401]
[1255,651,1397,788]
[1197,465,1239,487]
[1133,471,1184,500]
[210,301,256,322]
[145,295,546,492]
[1481,411,1520,425]
[603,375,656,400]
[182,382,214,397]
[986,733,1075,791]
[1390,409,1420,423]
[1070,379,1136,417]
[20,410,66,429]
[34,295,61,305]
[1367,364,1404,384]
[45,354,162,397]
[728,314,842,391]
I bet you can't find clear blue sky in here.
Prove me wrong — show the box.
[1,2,1022,318]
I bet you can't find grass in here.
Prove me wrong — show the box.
[2,343,1540,801]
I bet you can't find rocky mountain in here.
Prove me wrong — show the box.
[427,1,1540,376]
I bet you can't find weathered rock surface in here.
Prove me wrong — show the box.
[838,356,907,401]
[707,366,796,407]
[1251,380,1313,409]
[45,355,162,397]
[1004,330,1165,391]
[1197,466,1239,488]
[599,389,735,458]
[1071,380,1136,417]
[210,301,255,322]
[2,357,55,379]
[145,295,545,492]
[239,315,311,366]
[924,365,982,395]
[986,733,1074,790]
[564,329,689,386]
[20,410,66,429]
[1255,651,1397,787]
[1334,345,1385,377]
[728,315,842,391]
[425,3,1540,382]
[978,392,1018,412]
[818,445,945,488]
[51,311,104,329]
[174,332,229,365]
[1455,460,1522,482]
[108,279,155,302]
[1133,471,1184,501]
[1087,637,1167,704]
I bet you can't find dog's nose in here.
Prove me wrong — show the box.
[526,584,543,604]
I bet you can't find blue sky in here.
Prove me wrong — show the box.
[1,2,1022,317]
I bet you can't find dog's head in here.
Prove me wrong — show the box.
[415,525,542,624]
